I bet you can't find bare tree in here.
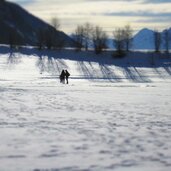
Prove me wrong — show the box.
[123,24,133,52]
[113,28,125,52]
[45,26,56,50]
[92,26,108,54]
[51,17,65,50]
[9,31,15,49]
[9,28,22,49]
[51,17,60,30]
[83,22,93,51]
[154,30,161,53]
[55,33,66,50]
[113,28,126,57]
[73,25,85,51]
[113,25,133,54]
[37,28,45,50]
[163,29,170,53]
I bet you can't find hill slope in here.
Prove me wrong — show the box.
[0,0,74,46]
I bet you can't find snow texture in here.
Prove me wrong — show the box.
[0,46,171,171]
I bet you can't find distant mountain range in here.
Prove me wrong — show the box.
[108,28,171,50]
[0,0,74,47]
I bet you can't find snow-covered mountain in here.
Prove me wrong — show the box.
[0,0,74,46]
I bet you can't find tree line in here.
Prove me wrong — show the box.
[72,23,171,57]
[71,23,134,57]
[5,18,171,57]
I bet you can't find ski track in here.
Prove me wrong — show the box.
[0,54,171,171]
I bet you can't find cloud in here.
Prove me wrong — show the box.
[84,0,137,1]
[135,17,171,23]
[85,0,171,3]
[7,0,171,33]
[143,0,171,3]
[8,0,35,5]
[103,11,171,18]
[84,0,171,3]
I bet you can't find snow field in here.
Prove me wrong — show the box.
[0,50,171,171]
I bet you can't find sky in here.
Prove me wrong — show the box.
[8,0,171,35]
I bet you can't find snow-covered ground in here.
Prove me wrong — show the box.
[0,47,171,171]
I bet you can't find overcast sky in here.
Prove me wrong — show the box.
[8,0,171,34]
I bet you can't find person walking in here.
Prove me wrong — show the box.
[60,70,65,84]
[65,70,70,84]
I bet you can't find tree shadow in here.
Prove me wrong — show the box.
[153,67,166,79]
[55,58,68,73]
[163,67,171,76]
[36,50,68,75]
[1,46,171,82]
[77,61,124,82]
[133,67,151,82]
[77,61,94,79]
[99,63,122,82]
[122,67,140,82]
[36,52,46,74]
[124,66,152,82]
[7,49,21,69]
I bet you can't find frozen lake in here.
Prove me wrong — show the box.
[0,51,171,171]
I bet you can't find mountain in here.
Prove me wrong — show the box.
[107,28,171,50]
[106,28,156,50]
[132,28,155,50]
[0,0,74,47]
[132,28,171,50]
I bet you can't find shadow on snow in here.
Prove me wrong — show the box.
[0,46,171,82]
